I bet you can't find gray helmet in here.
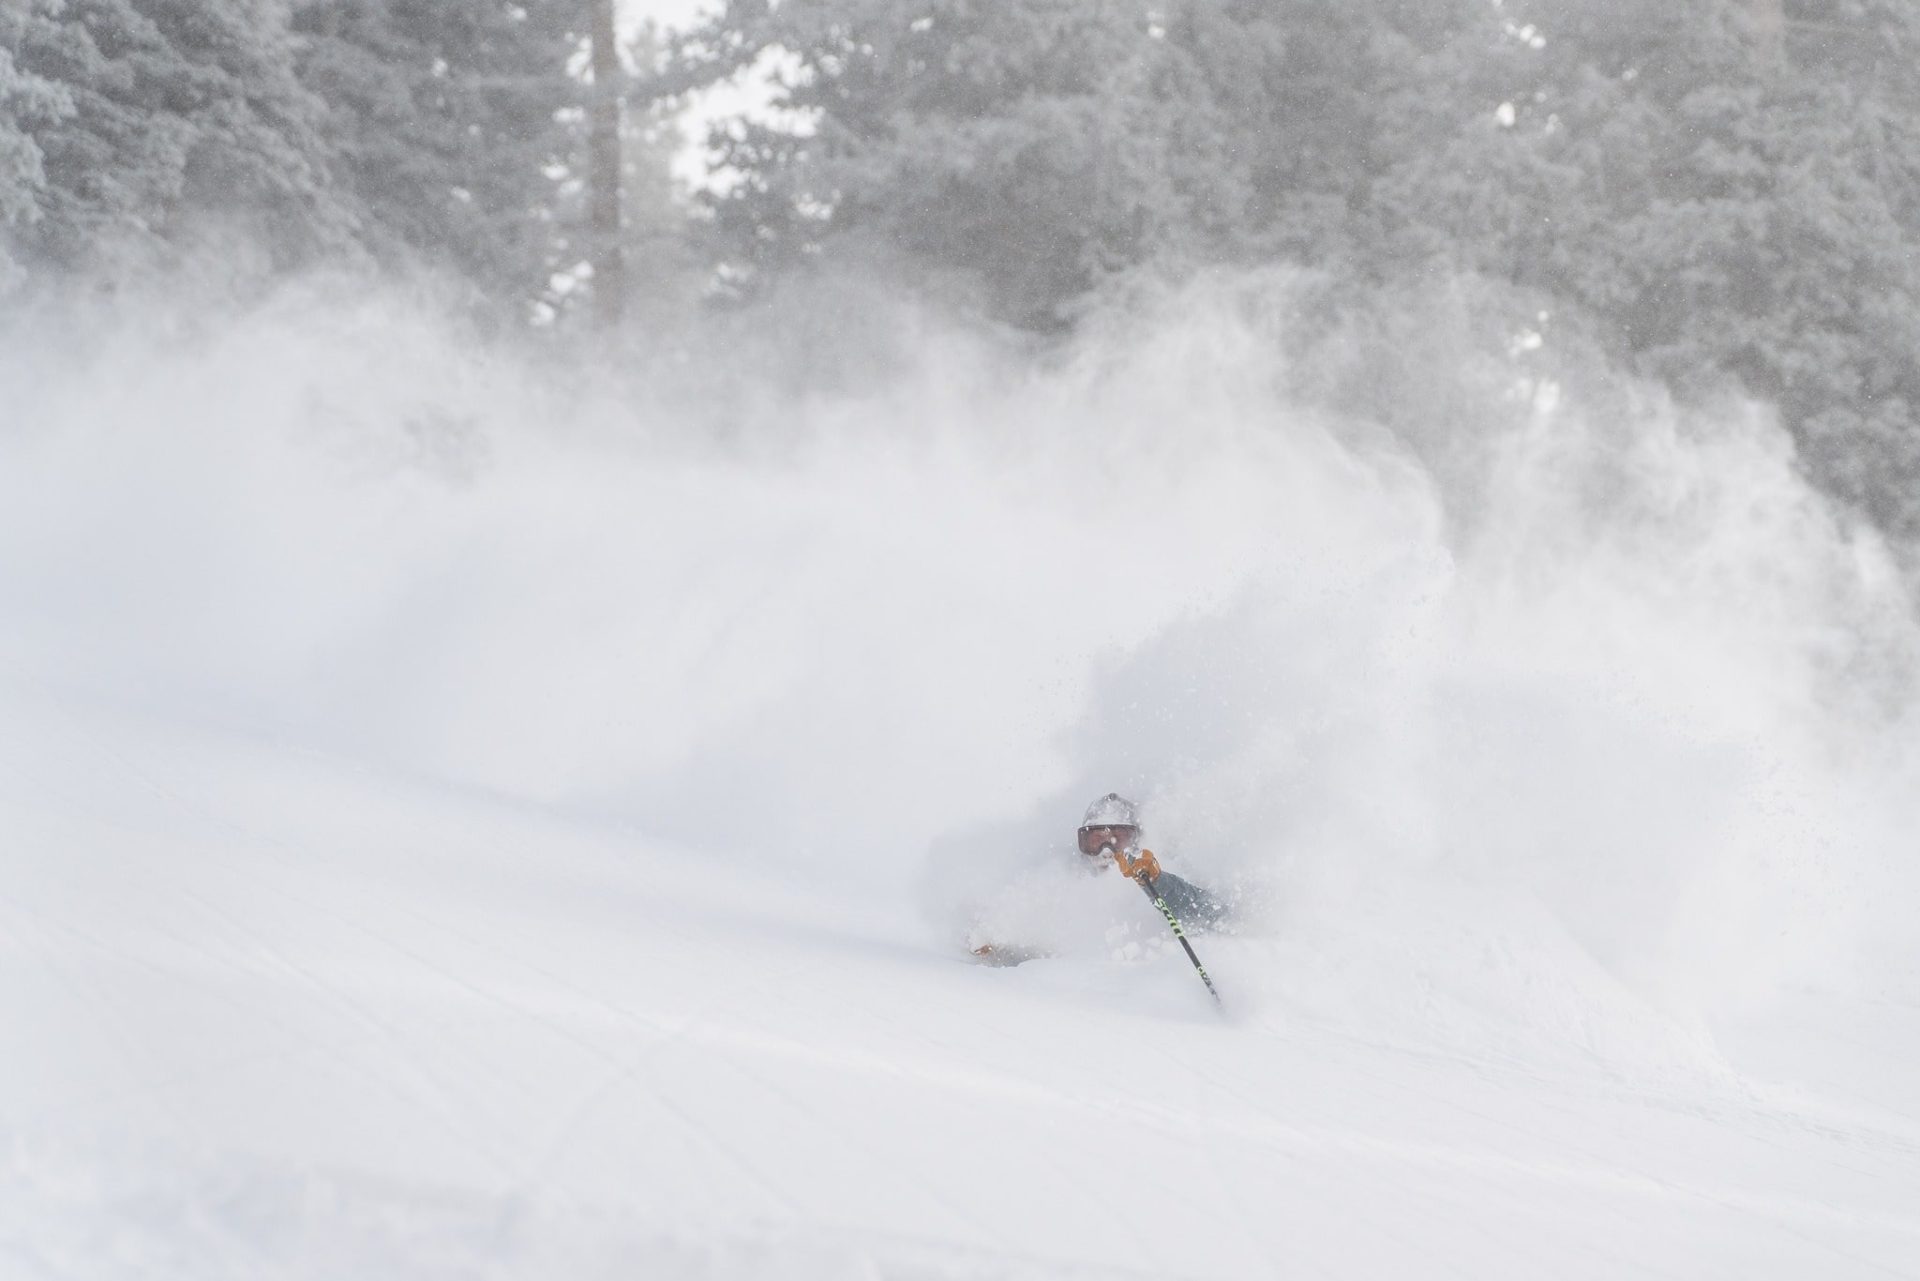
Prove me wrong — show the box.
[1077,793,1142,855]
[1081,793,1140,827]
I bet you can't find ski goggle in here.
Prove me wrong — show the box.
[1077,824,1139,856]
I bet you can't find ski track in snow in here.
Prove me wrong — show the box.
[4,682,1920,1280]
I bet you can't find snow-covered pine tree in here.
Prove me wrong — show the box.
[6,0,350,286]
[1371,0,1920,539]
[681,0,1253,328]
[674,0,1491,328]
[0,2,70,288]
[291,0,584,325]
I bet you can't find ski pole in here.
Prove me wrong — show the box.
[1130,872,1224,1009]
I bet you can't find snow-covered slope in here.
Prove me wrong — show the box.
[4,281,1919,1277]
[5,679,1918,1280]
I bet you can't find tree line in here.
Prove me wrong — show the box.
[0,0,662,326]
[677,0,1920,540]
[4,0,1918,540]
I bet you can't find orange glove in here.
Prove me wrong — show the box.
[1113,847,1161,882]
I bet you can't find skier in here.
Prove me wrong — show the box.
[970,793,1228,963]
[1073,792,1227,925]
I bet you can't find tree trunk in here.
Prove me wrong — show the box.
[589,0,625,329]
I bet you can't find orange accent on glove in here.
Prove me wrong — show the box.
[1114,847,1161,882]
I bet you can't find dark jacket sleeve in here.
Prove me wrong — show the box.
[1150,871,1230,931]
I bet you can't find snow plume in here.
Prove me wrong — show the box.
[2,269,1915,1064]
[1044,280,1920,1064]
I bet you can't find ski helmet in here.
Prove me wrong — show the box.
[1081,793,1140,828]
[1077,793,1142,855]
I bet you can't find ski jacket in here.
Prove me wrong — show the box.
[1149,870,1229,931]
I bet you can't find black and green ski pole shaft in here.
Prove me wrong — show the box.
[1131,873,1224,1008]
